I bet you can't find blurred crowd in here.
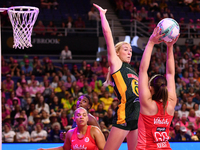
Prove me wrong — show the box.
[2,40,200,142]
[112,0,200,37]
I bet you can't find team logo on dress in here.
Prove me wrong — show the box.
[127,73,139,97]
[85,137,89,142]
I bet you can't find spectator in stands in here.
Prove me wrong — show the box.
[50,75,59,90]
[71,64,81,79]
[31,123,47,142]
[2,60,10,76]
[64,76,72,90]
[2,104,10,122]
[61,93,74,112]
[91,95,100,111]
[186,96,195,110]
[155,11,163,23]
[2,123,15,142]
[21,59,33,77]
[2,74,14,93]
[32,59,44,76]
[66,16,74,30]
[48,122,62,142]
[50,96,63,116]
[188,109,197,124]
[60,45,72,60]
[60,110,71,130]
[189,0,200,12]
[181,71,190,84]
[174,46,182,58]
[103,108,114,130]
[41,109,50,124]
[194,79,200,92]
[194,103,200,117]
[90,74,102,94]
[57,22,66,36]
[55,85,66,103]
[34,20,46,36]
[76,75,85,89]
[31,114,43,132]
[7,92,21,109]
[155,57,165,74]
[16,124,30,142]
[148,17,156,33]
[91,61,103,77]
[149,0,160,12]
[42,80,52,100]
[29,81,44,98]
[174,122,181,135]
[66,69,76,83]
[179,18,187,38]
[188,19,196,38]
[80,60,87,74]
[99,91,113,111]
[175,126,192,141]
[187,87,195,98]
[14,109,28,126]
[85,85,93,98]
[54,81,62,93]
[10,59,21,77]
[27,75,39,86]
[163,7,174,19]
[138,7,148,23]
[61,64,69,75]
[71,85,81,100]
[83,64,93,81]
[102,61,109,78]
[49,112,59,125]
[35,95,50,114]
[172,111,180,127]
[194,117,200,131]
[88,6,100,27]
[74,16,85,29]
[46,21,57,36]
[45,60,56,77]
[193,90,200,105]
[16,79,30,98]
[193,53,200,64]
[178,103,189,118]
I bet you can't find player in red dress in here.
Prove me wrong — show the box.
[136,27,179,149]
[38,107,105,150]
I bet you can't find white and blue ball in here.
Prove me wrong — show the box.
[157,18,180,42]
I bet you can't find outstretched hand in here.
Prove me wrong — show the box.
[164,34,180,47]
[93,3,107,15]
[149,27,165,45]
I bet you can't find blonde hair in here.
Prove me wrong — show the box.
[103,41,131,87]
[115,41,131,53]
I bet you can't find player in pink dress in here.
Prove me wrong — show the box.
[136,27,179,149]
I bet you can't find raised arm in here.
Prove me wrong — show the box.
[139,27,164,108]
[93,4,121,72]
[164,35,179,108]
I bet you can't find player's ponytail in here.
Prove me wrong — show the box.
[150,74,168,114]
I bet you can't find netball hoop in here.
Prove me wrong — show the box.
[7,6,39,49]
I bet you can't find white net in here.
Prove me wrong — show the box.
[7,6,39,49]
